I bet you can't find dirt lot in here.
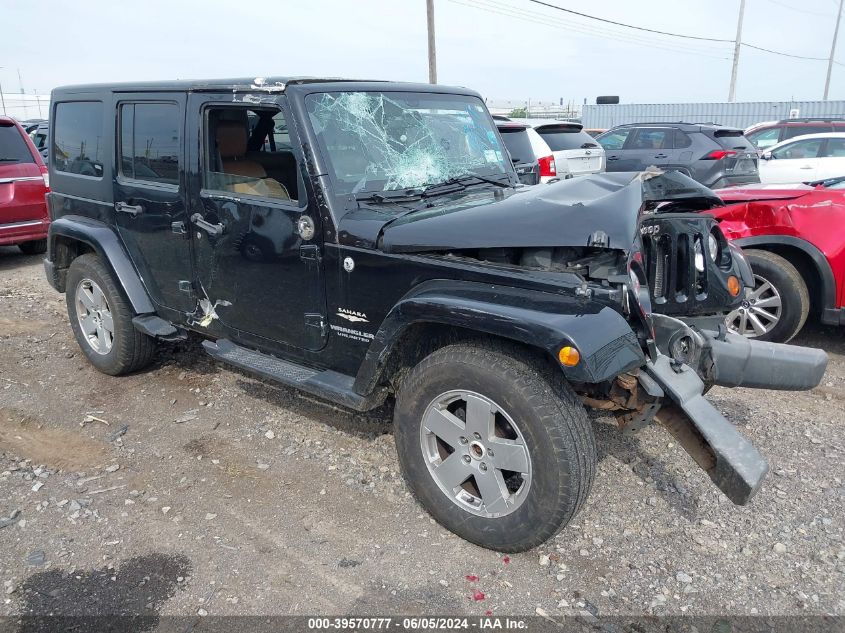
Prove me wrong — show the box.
[1,245,844,621]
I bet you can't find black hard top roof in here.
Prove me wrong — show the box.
[51,77,481,98]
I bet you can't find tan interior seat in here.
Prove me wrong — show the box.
[215,121,289,199]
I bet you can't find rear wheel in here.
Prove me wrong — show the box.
[393,343,595,552]
[18,239,47,255]
[725,250,809,343]
[66,254,157,375]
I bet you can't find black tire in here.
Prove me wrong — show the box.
[393,342,596,552]
[65,253,157,375]
[18,239,47,255]
[728,250,809,343]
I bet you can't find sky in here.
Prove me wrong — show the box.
[1,0,842,105]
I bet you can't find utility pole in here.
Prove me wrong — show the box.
[426,0,437,84]
[728,0,745,102]
[824,0,844,100]
[728,0,746,102]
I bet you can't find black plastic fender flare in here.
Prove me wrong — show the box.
[353,279,646,394]
[45,215,155,315]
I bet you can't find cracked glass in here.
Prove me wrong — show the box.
[305,91,509,195]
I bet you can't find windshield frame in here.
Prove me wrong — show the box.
[299,88,516,204]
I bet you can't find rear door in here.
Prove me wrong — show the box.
[113,93,195,312]
[816,137,845,180]
[0,120,47,227]
[534,124,604,175]
[620,127,675,170]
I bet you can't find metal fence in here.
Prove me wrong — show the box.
[581,100,845,130]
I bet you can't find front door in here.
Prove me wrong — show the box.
[186,94,327,351]
[621,127,674,170]
[114,94,195,312]
[763,137,824,183]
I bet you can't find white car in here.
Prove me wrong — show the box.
[517,119,606,176]
[759,132,845,184]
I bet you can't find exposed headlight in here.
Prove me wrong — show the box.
[707,233,719,261]
[694,240,705,272]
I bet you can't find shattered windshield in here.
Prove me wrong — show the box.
[305,91,510,194]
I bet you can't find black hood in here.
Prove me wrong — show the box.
[336,171,722,254]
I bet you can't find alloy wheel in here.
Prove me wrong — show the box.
[419,390,532,518]
[726,273,783,337]
[75,278,114,355]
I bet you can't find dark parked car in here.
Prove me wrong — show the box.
[0,115,50,254]
[43,78,827,552]
[596,122,760,189]
[745,118,845,151]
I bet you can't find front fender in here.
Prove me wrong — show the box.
[45,215,155,315]
[353,279,645,393]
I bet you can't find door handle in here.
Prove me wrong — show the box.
[190,213,225,236]
[115,201,144,216]
[607,156,619,161]
[799,165,814,169]
[654,153,668,159]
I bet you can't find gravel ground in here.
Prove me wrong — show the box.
[1,245,844,621]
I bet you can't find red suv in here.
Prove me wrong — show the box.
[1,116,50,254]
[710,180,845,342]
[745,118,845,151]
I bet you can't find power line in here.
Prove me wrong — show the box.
[451,0,733,59]
[523,0,837,64]
[526,0,733,42]
[742,42,828,60]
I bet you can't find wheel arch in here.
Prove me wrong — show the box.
[46,216,155,315]
[353,279,645,395]
[733,236,834,315]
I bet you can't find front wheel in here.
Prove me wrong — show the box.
[393,343,596,552]
[725,250,809,343]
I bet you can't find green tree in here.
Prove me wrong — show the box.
[509,107,527,118]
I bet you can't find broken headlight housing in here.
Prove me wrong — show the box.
[693,232,720,273]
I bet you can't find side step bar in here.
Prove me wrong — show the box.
[645,355,769,505]
[202,339,387,412]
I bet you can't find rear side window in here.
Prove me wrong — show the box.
[783,125,832,140]
[0,123,35,164]
[629,128,672,150]
[498,128,535,163]
[535,127,598,151]
[823,138,845,157]
[673,130,692,149]
[54,101,104,177]
[119,102,180,185]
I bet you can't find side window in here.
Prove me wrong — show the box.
[203,106,300,204]
[747,127,780,149]
[596,129,630,151]
[823,138,845,157]
[119,102,180,185]
[629,128,671,150]
[53,101,104,177]
[771,139,823,159]
[673,129,692,149]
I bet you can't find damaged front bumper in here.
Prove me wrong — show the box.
[636,314,828,505]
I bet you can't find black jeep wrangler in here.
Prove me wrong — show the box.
[43,78,828,552]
